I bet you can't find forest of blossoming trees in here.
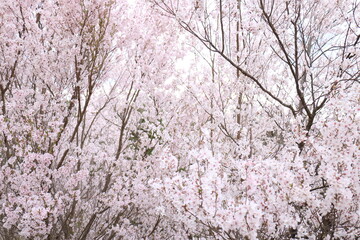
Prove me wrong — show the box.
[0,0,359,239]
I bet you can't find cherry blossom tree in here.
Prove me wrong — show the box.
[0,0,185,239]
[149,0,360,239]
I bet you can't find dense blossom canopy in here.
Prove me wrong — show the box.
[0,0,359,239]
